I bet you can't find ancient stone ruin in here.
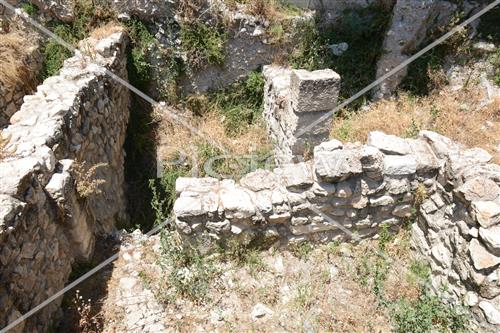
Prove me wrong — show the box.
[263,66,340,165]
[0,0,498,332]
[0,31,129,332]
[174,130,500,331]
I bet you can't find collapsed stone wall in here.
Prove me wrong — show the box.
[0,31,129,332]
[174,131,500,331]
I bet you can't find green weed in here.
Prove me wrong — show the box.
[180,21,228,70]
[290,5,391,110]
[42,24,77,78]
[290,242,314,260]
[21,2,38,16]
[40,0,114,79]
[391,292,469,333]
[124,19,157,89]
[159,231,219,303]
[207,71,265,136]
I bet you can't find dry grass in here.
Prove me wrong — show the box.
[0,132,13,161]
[72,161,108,198]
[331,85,500,162]
[156,107,272,173]
[224,0,300,21]
[90,22,125,39]
[0,30,38,92]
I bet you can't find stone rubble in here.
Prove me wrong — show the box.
[174,130,500,332]
[103,232,167,333]
[0,30,129,332]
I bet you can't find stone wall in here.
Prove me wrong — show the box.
[174,130,500,331]
[0,30,129,332]
[263,65,340,165]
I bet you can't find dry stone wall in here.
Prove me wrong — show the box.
[0,31,129,332]
[174,130,500,331]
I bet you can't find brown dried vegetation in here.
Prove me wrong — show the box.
[0,30,38,92]
[72,161,108,198]
[332,84,500,162]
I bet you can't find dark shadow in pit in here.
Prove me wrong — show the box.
[54,235,120,332]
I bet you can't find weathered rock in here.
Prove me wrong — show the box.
[263,66,341,164]
[479,226,500,254]
[290,69,341,112]
[373,0,458,98]
[392,204,412,217]
[383,155,417,175]
[367,131,412,155]
[315,149,362,181]
[275,162,314,190]
[0,30,129,331]
[469,239,500,270]
[220,186,256,220]
[472,201,500,228]
[240,170,278,192]
[251,303,273,320]
[457,177,500,202]
[479,301,500,325]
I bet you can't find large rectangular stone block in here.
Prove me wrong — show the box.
[290,69,341,113]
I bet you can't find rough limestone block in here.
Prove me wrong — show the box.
[472,201,500,228]
[263,66,342,165]
[314,149,362,181]
[458,177,500,202]
[290,69,341,112]
[367,131,412,155]
[479,226,500,253]
[275,162,314,190]
[383,155,417,175]
[469,239,500,270]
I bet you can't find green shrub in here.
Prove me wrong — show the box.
[208,71,265,136]
[391,292,469,333]
[42,24,77,78]
[159,231,219,302]
[21,2,38,16]
[124,19,157,88]
[180,21,228,70]
[40,0,114,79]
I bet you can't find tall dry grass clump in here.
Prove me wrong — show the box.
[0,30,38,92]
[72,161,108,198]
[331,86,500,162]
[0,132,13,161]
[156,109,271,162]
[89,22,125,39]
